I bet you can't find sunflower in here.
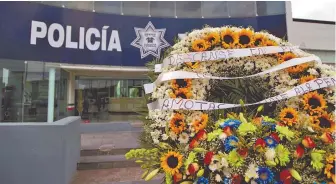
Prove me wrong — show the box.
[161,151,183,175]
[169,113,186,134]
[299,75,316,84]
[237,28,254,48]
[205,32,220,46]
[220,28,238,49]
[279,107,298,126]
[192,113,209,132]
[302,91,327,115]
[325,154,336,183]
[312,113,335,132]
[192,39,210,52]
[253,33,267,47]
[171,79,192,90]
[265,39,278,46]
[170,88,192,99]
[185,61,200,69]
[278,52,309,73]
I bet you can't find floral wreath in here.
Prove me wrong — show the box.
[126,26,336,184]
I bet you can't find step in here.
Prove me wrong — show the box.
[81,147,134,156]
[78,155,139,170]
[71,167,164,184]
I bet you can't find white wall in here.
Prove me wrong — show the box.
[286,2,335,51]
[285,2,335,63]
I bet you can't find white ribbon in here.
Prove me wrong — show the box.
[144,55,321,94]
[147,77,335,110]
[155,45,301,73]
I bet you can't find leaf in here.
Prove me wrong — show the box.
[145,168,160,181]
[289,168,302,181]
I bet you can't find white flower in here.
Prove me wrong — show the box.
[265,148,276,160]
[307,68,319,75]
[209,163,218,171]
[219,157,229,168]
[153,139,159,144]
[162,134,169,140]
[244,62,254,71]
[178,133,189,144]
[219,133,227,140]
[169,131,178,141]
[215,174,222,182]
[245,163,258,180]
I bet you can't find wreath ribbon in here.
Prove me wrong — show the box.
[147,77,335,110]
[155,45,302,73]
[144,55,321,94]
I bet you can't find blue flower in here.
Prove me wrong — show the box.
[256,167,274,184]
[264,136,278,148]
[197,177,209,184]
[223,177,231,184]
[262,121,276,131]
[220,119,241,129]
[223,136,239,152]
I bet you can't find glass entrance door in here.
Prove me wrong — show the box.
[75,78,149,122]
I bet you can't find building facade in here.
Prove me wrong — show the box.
[0,1,331,123]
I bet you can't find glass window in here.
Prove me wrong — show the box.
[122,1,149,16]
[202,1,229,18]
[62,2,94,11]
[257,1,285,16]
[40,1,64,7]
[227,1,257,17]
[94,1,121,14]
[176,1,202,18]
[150,1,175,17]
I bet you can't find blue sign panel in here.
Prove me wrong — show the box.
[0,2,287,66]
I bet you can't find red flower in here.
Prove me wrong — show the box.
[189,139,199,150]
[255,138,266,148]
[302,136,316,148]
[196,130,207,141]
[223,126,232,136]
[320,132,333,144]
[238,148,248,158]
[280,169,292,184]
[204,151,214,165]
[270,132,280,143]
[187,163,199,175]
[294,145,304,158]
[232,174,242,184]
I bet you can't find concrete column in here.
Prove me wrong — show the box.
[47,68,56,123]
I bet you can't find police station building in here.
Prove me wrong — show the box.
[0,1,329,123]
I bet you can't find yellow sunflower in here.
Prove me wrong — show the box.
[312,113,335,133]
[161,151,183,175]
[192,39,210,52]
[302,91,327,115]
[221,28,238,49]
[192,113,209,132]
[299,75,316,84]
[169,113,186,134]
[278,52,308,74]
[253,33,267,47]
[171,79,192,90]
[237,28,254,48]
[279,107,299,126]
[325,154,336,183]
[205,32,220,46]
[170,88,192,99]
[265,39,278,46]
[185,61,200,69]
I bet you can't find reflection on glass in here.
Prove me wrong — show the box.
[75,78,149,122]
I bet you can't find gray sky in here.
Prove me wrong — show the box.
[291,1,335,22]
